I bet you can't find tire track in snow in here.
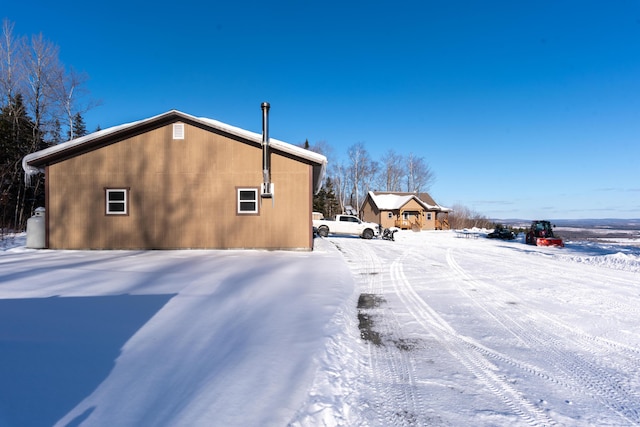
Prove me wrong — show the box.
[390,249,557,427]
[333,239,429,426]
[445,248,640,425]
[450,247,640,359]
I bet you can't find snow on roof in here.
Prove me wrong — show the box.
[369,193,417,210]
[22,110,327,189]
[194,113,327,166]
[367,191,451,212]
[22,117,145,182]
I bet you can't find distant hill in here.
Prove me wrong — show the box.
[550,218,640,230]
[498,218,640,230]
[496,218,640,241]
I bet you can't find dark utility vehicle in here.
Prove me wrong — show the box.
[487,226,516,240]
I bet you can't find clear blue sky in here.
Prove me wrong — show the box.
[5,1,640,219]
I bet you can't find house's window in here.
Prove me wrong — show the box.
[105,188,129,215]
[427,213,432,221]
[173,123,185,140]
[237,188,259,214]
[388,212,393,219]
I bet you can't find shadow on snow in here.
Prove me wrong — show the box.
[0,294,174,427]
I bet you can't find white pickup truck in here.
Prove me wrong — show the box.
[313,214,380,239]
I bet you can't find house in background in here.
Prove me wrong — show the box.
[22,104,326,250]
[360,191,451,231]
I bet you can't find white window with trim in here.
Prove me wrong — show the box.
[427,212,432,221]
[237,188,259,214]
[105,188,129,215]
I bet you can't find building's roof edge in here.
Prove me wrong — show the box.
[23,110,328,186]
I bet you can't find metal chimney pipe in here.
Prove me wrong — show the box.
[261,102,271,192]
[261,102,270,145]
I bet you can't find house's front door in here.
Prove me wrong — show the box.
[398,211,423,230]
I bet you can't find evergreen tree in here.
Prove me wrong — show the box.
[49,119,63,144]
[312,177,341,218]
[324,177,340,218]
[73,112,87,138]
[313,187,327,214]
[0,94,44,230]
[67,112,87,139]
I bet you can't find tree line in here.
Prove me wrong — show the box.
[1,19,95,233]
[304,140,435,218]
[306,141,497,229]
[447,203,495,230]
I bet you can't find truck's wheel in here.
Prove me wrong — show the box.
[318,226,329,237]
[362,228,374,240]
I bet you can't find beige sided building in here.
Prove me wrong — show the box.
[23,107,326,250]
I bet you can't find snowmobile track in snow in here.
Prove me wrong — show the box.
[332,235,640,426]
[391,248,557,427]
[443,248,640,425]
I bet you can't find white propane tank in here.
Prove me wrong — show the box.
[26,207,46,249]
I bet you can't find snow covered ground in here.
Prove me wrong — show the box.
[1,229,639,426]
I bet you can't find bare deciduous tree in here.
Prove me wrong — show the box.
[347,142,378,212]
[2,20,96,145]
[57,67,83,140]
[52,65,99,140]
[448,203,493,229]
[330,161,349,213]
[22,32,62,144]
[379,149,404,191]
[406,152,435,193]
[0,20,19,107]
[320,143,438,215]
[305,139,331,157]
[1,20,97,231]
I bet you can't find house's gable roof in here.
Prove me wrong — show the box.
[366,192,417,210]
[366,191,451,212]
[417,192,437,206]
[23,110,327,192]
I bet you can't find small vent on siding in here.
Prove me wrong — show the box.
[173,123,185,140]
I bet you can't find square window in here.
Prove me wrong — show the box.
[106,188,128,215]
[387,212,393,219]
[237,188,258,214]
